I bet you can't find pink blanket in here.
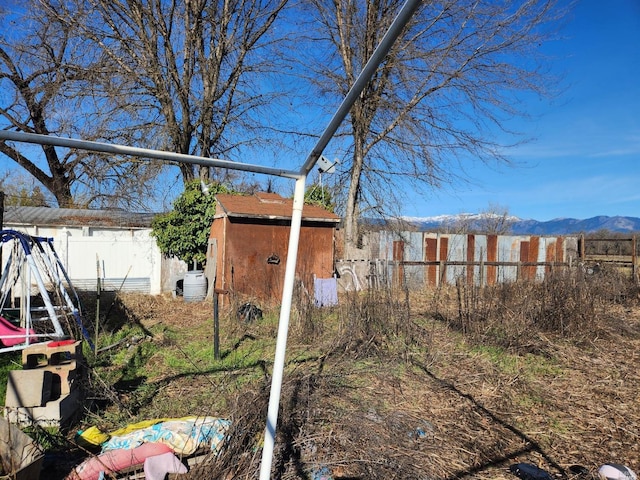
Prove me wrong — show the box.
[67,443,174,480]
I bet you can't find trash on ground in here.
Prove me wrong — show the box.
[67,416,230,480]
[0,416,44,480]
[598,463,637,480]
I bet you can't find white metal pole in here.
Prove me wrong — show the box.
[0,130,301,180]
[259,1,422,476]
[259,176,306,480]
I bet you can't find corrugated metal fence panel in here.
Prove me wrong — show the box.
[445,234,466,283]
[403,231,425,288]
[378,231,393,261]
[496,236,522,283]
[405,232,424,262]
[379,231,423,260]
[338,232,580,292]
[486,235,498,285]
[537,237,552,280]
[471,234,487,286]
[424,234,438,285]
[379,231,425,288]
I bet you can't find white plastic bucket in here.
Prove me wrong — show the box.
[183,270,207,302]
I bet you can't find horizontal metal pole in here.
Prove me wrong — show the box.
[0,130,302,180]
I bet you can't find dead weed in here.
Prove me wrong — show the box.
[54,281,640,479]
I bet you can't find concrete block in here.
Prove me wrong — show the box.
[44,365,79,396]
[4,388,83,428]
[22,340,83,369]
[5,370,52,408]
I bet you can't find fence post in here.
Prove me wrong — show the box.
[213,288,221,360]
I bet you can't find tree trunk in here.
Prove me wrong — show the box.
[344,130,367,250]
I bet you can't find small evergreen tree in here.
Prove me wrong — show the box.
[304,183,335,212]
[152,181,232,268]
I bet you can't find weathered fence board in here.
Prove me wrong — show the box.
[336,231,580,292]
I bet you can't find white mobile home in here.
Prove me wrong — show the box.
[2,206,182,295]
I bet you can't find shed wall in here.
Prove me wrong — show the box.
[211,218,335,302]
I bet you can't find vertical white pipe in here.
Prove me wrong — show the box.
[259,176,306,480]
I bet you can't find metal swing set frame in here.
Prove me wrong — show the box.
[0,229,88,353]
[0,1,420,476]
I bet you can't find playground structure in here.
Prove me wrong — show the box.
[0,230,88,354]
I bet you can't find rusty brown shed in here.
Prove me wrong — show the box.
[209,192,340,303]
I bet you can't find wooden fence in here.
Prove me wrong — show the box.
[579,235,638,281]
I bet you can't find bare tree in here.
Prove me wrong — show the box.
[51,0,289,187]
[0,1,166,209]
[445,203,514,235]
[0,3,81,207]
[294,0,565,248]
[476,203,514,235]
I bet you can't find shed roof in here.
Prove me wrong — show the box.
[214,192,340,223]
[3,206,156,229]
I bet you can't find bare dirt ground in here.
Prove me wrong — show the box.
[30,288,640,480]
[66,289,639,480]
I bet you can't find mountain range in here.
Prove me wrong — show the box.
[401,214,640,235]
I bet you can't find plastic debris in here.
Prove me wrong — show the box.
[509,463,554,480]
[311,466,333,480]
[598,464,637,480]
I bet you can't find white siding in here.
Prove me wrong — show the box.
[3,225,163,295]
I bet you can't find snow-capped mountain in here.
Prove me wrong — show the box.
[401,214,640,235]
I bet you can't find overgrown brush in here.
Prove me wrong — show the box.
[185,386,269,479]
[437,265,638,353]
[291,280,327,343]
[291,279,425,360]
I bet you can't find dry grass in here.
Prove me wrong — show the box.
[31,268,640,479]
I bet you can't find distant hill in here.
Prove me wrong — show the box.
[401,214,640,235]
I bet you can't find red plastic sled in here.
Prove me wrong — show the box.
[0,316,36,347]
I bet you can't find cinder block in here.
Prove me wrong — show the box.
[5,370,52,408]
[23,352,48,369]
[22,340,83,369]
[44,365,80,396]
[4,388,83,428]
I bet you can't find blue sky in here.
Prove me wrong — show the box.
[2,0,638,221]
[402,0,640,221]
